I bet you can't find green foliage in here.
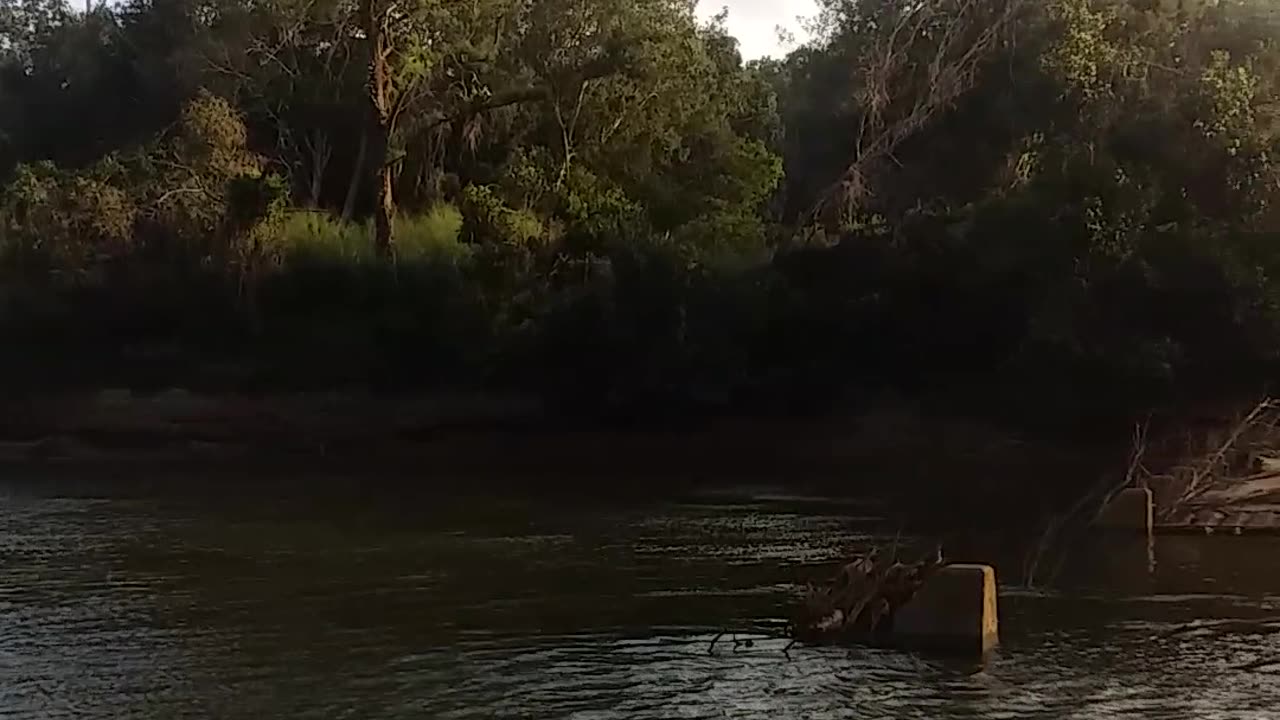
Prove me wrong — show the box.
[397,204,469,263]
[557,166,646,252]
[277,211,373,264]
[10,0,1280,427]
[461,184,548,247]
[0,159,136,276]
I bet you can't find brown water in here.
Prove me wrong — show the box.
[0,473,1278,719]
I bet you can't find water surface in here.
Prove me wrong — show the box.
[0,473,1277,718]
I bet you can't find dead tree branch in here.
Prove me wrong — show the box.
[808,0,1024,223]
[1164,399,1279,518]
[789,542,944,646]
[1022,421,1148,587]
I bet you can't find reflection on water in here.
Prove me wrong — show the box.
[0,475,1277,718]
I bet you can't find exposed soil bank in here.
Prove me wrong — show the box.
[0,389,1126,524]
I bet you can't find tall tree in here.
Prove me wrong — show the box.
[196,0,365,211]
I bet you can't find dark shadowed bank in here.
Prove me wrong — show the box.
[0,386,1135,528]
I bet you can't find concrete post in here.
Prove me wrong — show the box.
[1095,487,1154,533]
[894,564,999,654]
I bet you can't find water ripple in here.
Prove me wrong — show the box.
[0,476,1277,718]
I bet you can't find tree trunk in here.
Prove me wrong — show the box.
[306,131,332,208]
[361,0,395,258]
[341,131,367,223]
[371,125,394,257]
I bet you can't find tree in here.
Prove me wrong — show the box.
[195,0,365,212]
[354,0,527,255]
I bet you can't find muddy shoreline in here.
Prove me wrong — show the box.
[0,388,1124,526]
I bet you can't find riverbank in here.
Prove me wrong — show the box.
[0,388,1123,526]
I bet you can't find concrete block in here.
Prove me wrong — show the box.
[1095,487,1153,532]
[894,564,998,654]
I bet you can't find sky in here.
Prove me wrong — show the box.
[695,0,819,60]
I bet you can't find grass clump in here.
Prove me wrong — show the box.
[277,204,470,267]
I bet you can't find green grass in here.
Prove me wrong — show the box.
[277,204,471,266]
[397,204,468,263]
[277,210,372,264]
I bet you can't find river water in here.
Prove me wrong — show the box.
[0,473,1278,719]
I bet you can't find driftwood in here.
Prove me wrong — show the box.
[1022,397,1280,591]
[788,544,943,646]
[1162,399,1280,520]
[706,631,756,654]
[1023,400,1279,588]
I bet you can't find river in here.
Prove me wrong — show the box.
[0,472,1277,718]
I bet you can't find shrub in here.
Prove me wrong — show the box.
[0,160,137,278]
[276,204,470,267]
[396,204,469,264]
[276,211,374,265]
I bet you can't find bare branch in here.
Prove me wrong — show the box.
[1167,399,1279,516]
[807,0,1024,224]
